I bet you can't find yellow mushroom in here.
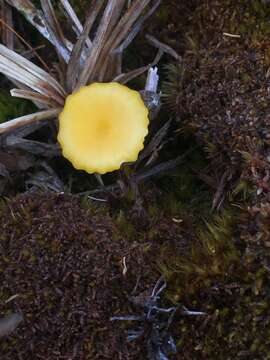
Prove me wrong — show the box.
[57,82,149,174]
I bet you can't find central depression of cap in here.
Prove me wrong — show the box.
[57,82,149,174]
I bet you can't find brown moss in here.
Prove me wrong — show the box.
[0,192,164,359]
[161,0,270,207]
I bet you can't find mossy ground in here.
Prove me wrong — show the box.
[152,1,270,359]
[0,1,270,359]
[0,193,163,359]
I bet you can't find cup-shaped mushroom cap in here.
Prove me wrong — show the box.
[58,82,149,174]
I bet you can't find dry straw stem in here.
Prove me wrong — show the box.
[5,0,161,91]
[75,0,159,88]
[10,89,62,107]
[146,34,182,61]
[59,0,84,38]
[66,0,106,91]
[0,108,61,134]
[75,0,125,89]
[0,1,14,48]
[6,0,53,46]
[6,0,73,62]
[0,0,161,135]
[0,45,66,98]
[40,0,73,63]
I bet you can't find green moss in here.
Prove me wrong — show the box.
[155,203,270,359]
[159,210,240,299]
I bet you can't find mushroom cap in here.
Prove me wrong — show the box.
[57,82,149,174]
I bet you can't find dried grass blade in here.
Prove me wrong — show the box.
[0,108,61,134]
[40,0,65,43]
[0,18,50,71]
[113,64,150,84]
[6,0,72,62]
[0,59,50,96]
[75,0,121,89]
[92,0,152,81]
[0,44,66,97]
[60,0,83,34]
[102,49,122,82]
[114,0,161,52]
[4,137,60,157]
[40,0,72,63]
[1,2,14,49]
[106,0,152,49]
[6,0,52,44]
[137,120,171,165]
[79,0,125,83]
[96,0,126,81]
[99,0,160,81]
[105,0,126,36]
[67,0,105,91]
[10,80,47,110]
[0,61,64,106]
[10,89,63,107]
[59,0,91,48]
[44,23,72,63]
[113,50,162,84]
[146,35,182,61]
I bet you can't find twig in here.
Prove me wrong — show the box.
[146,34,182,61]
[77,147,196,196]
[134,146,196,183]
[1,2,14,49]
[212,169,230,211]
[0,18,50,71]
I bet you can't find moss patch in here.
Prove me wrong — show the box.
[0,192,163,359]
